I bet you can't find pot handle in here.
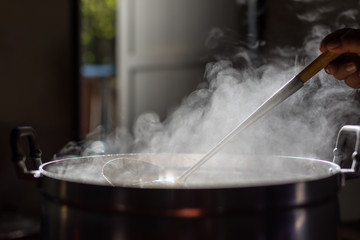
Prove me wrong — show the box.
[10,126,42,180]
[333,125,360,178]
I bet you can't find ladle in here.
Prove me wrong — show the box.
[176,51,340,184]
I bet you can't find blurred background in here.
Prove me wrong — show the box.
[1,0,360,239]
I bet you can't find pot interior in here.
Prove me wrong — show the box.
[40,154,341,188]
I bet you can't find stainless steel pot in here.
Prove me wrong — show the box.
[10,126,360,240]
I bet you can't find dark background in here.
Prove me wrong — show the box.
[0,1,78,216]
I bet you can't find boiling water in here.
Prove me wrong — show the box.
[41,154,339,189]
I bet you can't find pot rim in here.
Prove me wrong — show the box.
[38,153,342,189]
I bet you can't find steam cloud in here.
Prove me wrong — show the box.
[57,1,360,163]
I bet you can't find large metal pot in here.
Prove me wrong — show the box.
[10,126,360,240]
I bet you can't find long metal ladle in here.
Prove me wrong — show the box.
[176,51,340,184]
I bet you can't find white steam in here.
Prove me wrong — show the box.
[130,52,359,160]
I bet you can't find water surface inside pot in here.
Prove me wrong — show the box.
[40,154,340,189]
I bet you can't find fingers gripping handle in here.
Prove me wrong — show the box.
[10,126,42,179]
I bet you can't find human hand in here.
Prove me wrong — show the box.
[320,28,360,88]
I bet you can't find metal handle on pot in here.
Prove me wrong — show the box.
[333,125,360,178]
[10,126,42,179]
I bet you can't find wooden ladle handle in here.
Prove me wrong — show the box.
[298,51,340,83]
